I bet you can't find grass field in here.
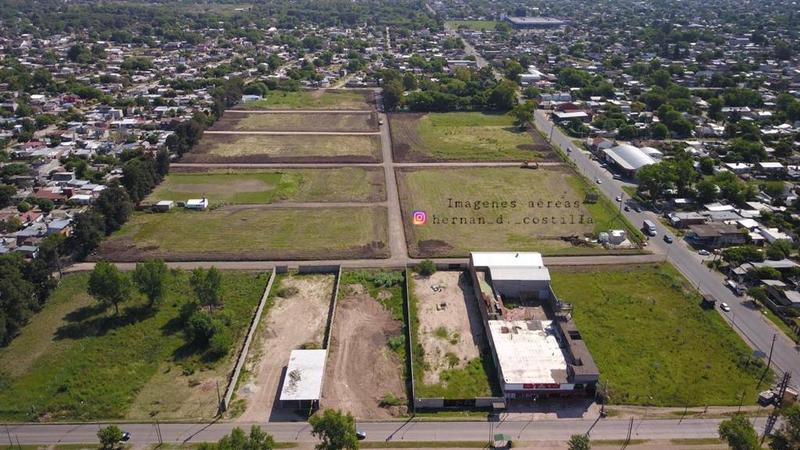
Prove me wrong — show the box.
[147,168,385,205]
[187,134,381,163]
[390,112,553,161]
[550,264,770,406]
[237,90,372,110]
[445,20,497,30]
[0,271,268,421]
[100,206,389,261]
[397,167,633,257]
[212,112,378,132]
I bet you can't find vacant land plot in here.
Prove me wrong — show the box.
[398,167,632,257]
[390,112,554,162]
[550,264,768,407]
[445,20,497,30]
[409,271,498,398]
[0,271,267,421]
[184,134,381,163]
[236,273,334,421]
[99,206,389,261]
[148,168,385,205]
[237,90,373,110]
[212,112,378,132]
[322,271,407,419]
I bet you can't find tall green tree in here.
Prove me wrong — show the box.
[88,261,131,315]
[770,404,800,450]
[199,426,276,450]
[94,184,133,234]
[309,409,359,450]
[97,425,124,450]
[132,260,168,308]
[718,414,759,450]
[190,267,223,309]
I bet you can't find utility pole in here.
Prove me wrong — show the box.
[767,333,777,369]
[762,372,792,444]
[5,425,12,447]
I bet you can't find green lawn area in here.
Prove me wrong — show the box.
[238,90,371,110]
[147,168,385,205]
[550,264,770,406]
[0,271,268,421]
[398,167,633,257]
[190,134,381,162]
[101,206,389,261]
[213,112,377,132]
[445,20,497,30]
[390,112,551,161]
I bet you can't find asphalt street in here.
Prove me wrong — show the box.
[533,109,800,385]
[4,416,769,445]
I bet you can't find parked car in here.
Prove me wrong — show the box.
[595,178,602,184]
[624,205,630,211]
[698,249,710,256]
[663,234,673,243]
[121,432,131,442]
[720,302,731,312]
[615,195,622,202]
[633,205,642,213]
[356,431,367,440]
[612,174,622,180]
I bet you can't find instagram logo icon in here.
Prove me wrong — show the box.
[412,210,427,225]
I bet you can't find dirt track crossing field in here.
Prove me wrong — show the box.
[321,284,406,419]
[236,273,334,422]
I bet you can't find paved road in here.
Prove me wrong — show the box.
[4,416,769,445]
[533,109,800,384]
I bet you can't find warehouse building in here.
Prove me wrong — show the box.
[602,143,656,178]
[504,16,567,29]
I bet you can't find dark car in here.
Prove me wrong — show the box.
[121,432,131,442]
[356,431,367,440]
[633,205,643,213]
[663,235,674,243]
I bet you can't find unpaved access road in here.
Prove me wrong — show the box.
[236,274,334,422]
[321,285,406,419]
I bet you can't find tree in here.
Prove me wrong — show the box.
[718,414,759,450]
[132,260,168,308]
[0,254,37,345]
[488,80,518,111]
[0,184,15,208]
[636,162,677,199]
[200,426,276,450]
[156,148,171,178]
[94,184,133,234]
[510,101,536,129]
[88,261,131,315]
[416,259,436,277]
[309,409,359,450]
[68,210,106,259]
[649,123,668,140]
[696,179,719,204]
[97,425,124,450]
[567,434,591,450]
[382,79,403,112]
[770,404,800,450]
[190,267,223,309]
[766,240,793,260]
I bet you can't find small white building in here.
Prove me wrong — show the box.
[279,349,327,410]
[185,198,208,210]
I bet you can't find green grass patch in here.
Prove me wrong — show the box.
[392,112,549,161]
[445,20,497,30]
[398,167,635,257]
[550,264,771,407]
[0,271,267,421]
[593,439,649,446]
[238,90,371,110]
[191,134,381,161]
[566,176,643,242]
[148,168,384,205]
[102,206,389,261]
[670,438,724,445]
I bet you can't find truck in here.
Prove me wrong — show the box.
[642,219,657,236]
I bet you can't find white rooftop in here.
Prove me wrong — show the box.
[488,320,568,385]
[279,349,327,402]
[471,252,544,269]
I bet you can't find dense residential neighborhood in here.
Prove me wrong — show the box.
[1,0,800,449]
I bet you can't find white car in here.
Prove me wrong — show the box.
[720,302,731,312]
[596,178,602,184]
[615,195,622,202]
[698,249,710,256]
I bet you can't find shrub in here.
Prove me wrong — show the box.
[434,326,449,339]
[185,311,218,346]
[387,334,405,353]
[209,329,233,358]
[380,393,404,406]
[276,286,299,298]
[416,259,436,277]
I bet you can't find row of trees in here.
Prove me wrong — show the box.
[717,406,800,450]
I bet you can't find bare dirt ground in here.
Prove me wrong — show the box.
[236,274,334,422]
[321,284,406,419]
[412,271,486,385]
[211,112,378,132]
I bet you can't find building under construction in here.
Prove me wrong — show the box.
[469,252,599,400]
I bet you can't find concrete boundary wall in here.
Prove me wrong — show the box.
[323,267,342,349]
[403,268,417,414]
[219,268,277,414]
